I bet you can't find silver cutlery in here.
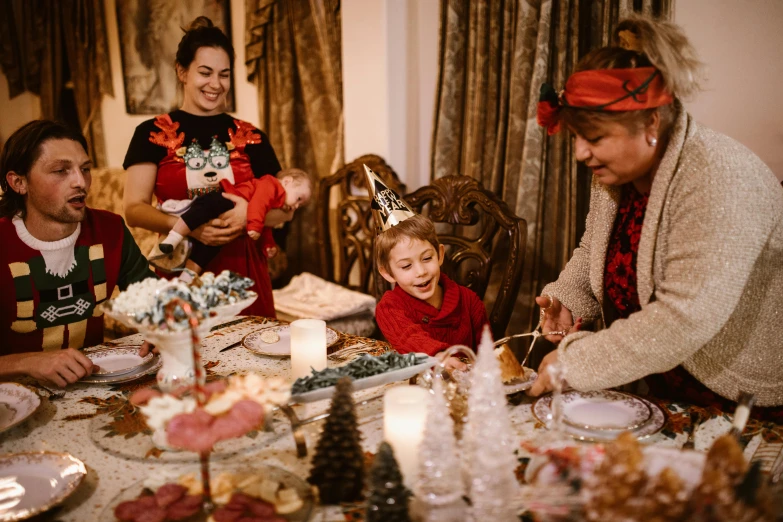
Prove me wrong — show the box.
[683,410,701,449]
[31,383,65,400]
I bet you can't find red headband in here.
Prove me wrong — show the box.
[537,67,674,135]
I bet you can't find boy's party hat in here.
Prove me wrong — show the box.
[364,164,416,232]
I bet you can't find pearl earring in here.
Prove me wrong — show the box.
[649,137,658,147]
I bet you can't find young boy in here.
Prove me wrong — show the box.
[368,166,489,367]
[156,168,313,273]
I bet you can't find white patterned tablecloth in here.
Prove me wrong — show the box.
[2,317,781,521]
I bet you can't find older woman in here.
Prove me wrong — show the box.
[528,16,783,416]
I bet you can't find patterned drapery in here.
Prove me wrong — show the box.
[0,0,112,166]
[431,0,673,333]
[245,0,344,277]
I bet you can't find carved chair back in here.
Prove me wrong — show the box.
[402,175,527,339]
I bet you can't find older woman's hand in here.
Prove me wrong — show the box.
[536,295,575,343]
[190,193,248,246]
[527,317,582,397]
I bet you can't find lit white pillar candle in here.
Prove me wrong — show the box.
[383,386,430,489]
[290,319,327,381]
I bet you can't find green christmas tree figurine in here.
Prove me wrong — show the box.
[366,441,412,522]
[308,377,365,504]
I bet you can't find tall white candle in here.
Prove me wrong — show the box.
[384,386,430,489]
[290,319,327,380]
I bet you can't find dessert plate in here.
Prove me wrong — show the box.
[503,369,538,394]
[86,346,154,376]
[0,383,40,434]
[451,366,538,395]
[242,325,339,358]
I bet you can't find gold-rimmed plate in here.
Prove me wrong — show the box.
[80,355,161,385]
[559,390,652,431]
[242,325,340,358]
[532,391,666,442]
[0,451,86,521]
[85,346,154,376]
[0,384,41,434]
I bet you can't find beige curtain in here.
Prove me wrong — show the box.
[0,0,112,165]
[60,0,113,167]
[245,0,344,276]
[432,0,673,334]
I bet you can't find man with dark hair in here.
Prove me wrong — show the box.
[0,120,156,387]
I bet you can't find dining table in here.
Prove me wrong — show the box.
[1,316,781,521]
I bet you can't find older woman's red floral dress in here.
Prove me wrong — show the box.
[604,185,782,421]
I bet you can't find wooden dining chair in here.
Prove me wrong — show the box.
[401,175,527,340]
[315,154,406,296]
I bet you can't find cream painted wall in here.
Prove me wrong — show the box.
[341,0,439,189]
[676,0,783,180]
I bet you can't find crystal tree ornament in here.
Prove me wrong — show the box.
[461,326,519,522]
[414,378,467,521]
[308,377,365,504]
[366,441,412,522]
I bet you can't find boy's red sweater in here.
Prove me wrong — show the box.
[375,273,489,356]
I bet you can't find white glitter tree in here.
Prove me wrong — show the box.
[413,378,467,521]
[461,326,519,522]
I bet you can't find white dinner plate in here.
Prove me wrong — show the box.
[532,391,665,442]
[0,384,41,434]
[291,356,439,403]
[0,452,86,521]
[80,355,162,385]
[86,346,153,376]
[559,389,652,431]
[242,325,340,358]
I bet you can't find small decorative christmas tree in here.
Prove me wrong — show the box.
[462,326,519,521]
[366,441,412,522]
[308,377,365,504]
[414,378,467,521]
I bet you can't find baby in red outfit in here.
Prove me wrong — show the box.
[158,168,313,273]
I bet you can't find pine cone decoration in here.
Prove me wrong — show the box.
[366,442,411,522]
[307,377,365,504]
[641,467,689,522]
[586,432,648,521]
[690,436,776,522]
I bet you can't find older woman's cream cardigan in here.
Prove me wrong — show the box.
[543,105,783,406]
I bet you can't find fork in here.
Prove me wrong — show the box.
[32,383,66,400]
[683,410,701,450]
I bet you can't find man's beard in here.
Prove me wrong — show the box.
[50,206,86,223]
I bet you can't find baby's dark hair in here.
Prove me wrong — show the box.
[176,16,234,70]
[374,214,440,274]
